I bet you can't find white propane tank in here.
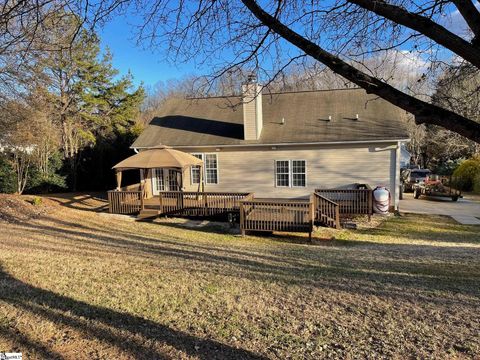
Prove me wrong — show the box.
[373,186,390,214]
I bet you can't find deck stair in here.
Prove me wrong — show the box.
[313,193,341,229]
[137,209,159,220]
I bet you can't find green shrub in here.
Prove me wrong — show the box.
[452,156,480,192]
[474,172,480,194]
[26,152,67,193]
[434,159,463,175]
[0,155,16,194]
[31,197,43,206]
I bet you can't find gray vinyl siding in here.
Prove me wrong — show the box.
[181,144,394,198]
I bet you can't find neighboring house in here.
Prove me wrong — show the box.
[132,83,409,210]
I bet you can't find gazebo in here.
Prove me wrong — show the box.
[112,146,204,198]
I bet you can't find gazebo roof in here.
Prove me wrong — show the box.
[112,147,203,170]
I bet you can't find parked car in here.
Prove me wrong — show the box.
[401,168,431,193]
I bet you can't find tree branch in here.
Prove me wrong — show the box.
[241,0,480,143]
[451,0,480,44]
[346,0,480,68]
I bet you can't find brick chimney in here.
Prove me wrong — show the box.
[242,75,263,140]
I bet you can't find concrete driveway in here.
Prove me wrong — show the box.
[399,192,480,224]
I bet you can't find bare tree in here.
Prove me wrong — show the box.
[3,1,480,142]
[0,101,39,194]
[109,0,480,143]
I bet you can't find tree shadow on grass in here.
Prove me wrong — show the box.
[0,323,65,360]
[10,214,480,303]
[0,265,266,360]
[47,193,109,213]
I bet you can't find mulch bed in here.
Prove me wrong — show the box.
[0,194,57,223]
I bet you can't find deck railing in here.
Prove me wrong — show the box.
[107,186,374,233]
[108,189,143,214]
[158,191,252,216]
[239,197,314,238]
[313,193,341,228]
[314,187,373,218]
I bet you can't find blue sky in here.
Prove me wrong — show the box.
[99,15,197,88]
[99,3,476,90]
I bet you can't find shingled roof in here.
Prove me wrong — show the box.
[132,88,409,148]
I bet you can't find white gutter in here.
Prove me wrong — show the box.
[131,138,411,150]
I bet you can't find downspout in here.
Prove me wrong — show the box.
[395,141,401,211]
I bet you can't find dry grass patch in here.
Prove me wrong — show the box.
[0,193,479,359]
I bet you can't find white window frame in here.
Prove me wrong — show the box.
[190,152,219,185]
[190,153,204,185]
[274,159,307,188]
[275,160,291,187]
[152,168,165,195]
[291,159,307,188]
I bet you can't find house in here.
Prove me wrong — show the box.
[131,83,409,210]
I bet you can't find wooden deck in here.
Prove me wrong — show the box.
[108,186,374,236]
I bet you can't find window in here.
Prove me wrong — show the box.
[190,153,204,184]
[152,168,165,193]
[275,160,306,187]
[292,160,306,187]
[190,153,218,185]
[205,153,218,184]
[168,169,180,191]
[275,160,290,187]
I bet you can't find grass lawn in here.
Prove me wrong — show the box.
[0,193,479,359]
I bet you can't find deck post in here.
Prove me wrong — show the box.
[309,194,314,239]
[159,192,163,215]
[239,201,245,236]
[108,191,113,213]
[335,206,341,229]
[368,189,373,222]
[203,192,208,216]
[115,170,122,190]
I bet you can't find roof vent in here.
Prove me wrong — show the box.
[281,117,285,125]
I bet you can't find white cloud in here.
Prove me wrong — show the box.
[442,2,480,38]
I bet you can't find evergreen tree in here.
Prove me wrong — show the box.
[41,14,144,190]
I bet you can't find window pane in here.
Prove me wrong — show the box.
[154,169,164,191]
[205,154,217,169]
[206,169,218,184]
[169,169,179,190]
[277,173,289,187]
[292,160,305,173]
[292,173,306,187]
[191,167,200,184]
